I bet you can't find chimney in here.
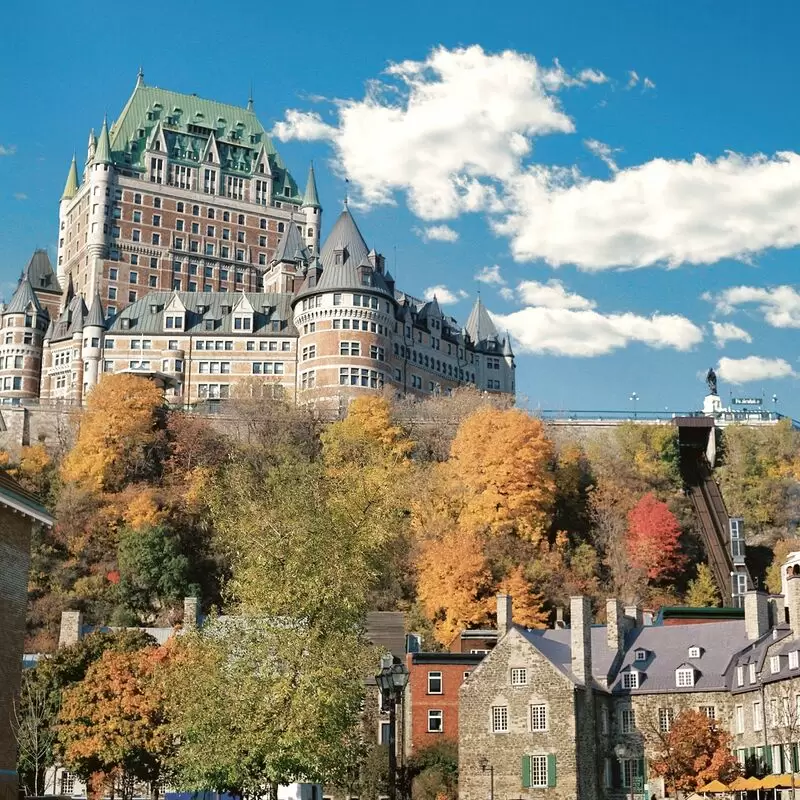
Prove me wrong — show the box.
[606,598,625,654]
[744,591,770,640]
[183,597,200,630]
[787,576,800,635]
[58,610,84,649]
[497,594,513,637]
[554,607,566,629]
[570,596,592,685]
[624,604,643,628]
[769,595,786,629]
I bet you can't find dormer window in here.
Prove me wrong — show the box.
[622,670,639,690]
[634,649,647,662]
[233,316,252,331]
[736,665,744,686]
[121,318,130,330]
[771,655,781,674]
[749,663,757,683]
[790,651,799,670]
[689,646,702,659]
[204,319,214,331]
[676,667,695,687]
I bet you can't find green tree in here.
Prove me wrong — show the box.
[117,524,195,622]
[685,563,721,607]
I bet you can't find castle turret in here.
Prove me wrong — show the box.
[83,293,106,395]
[58,159,79,285]
[301,163,322,256]
[85,116,113,299]
[84,129,96,181]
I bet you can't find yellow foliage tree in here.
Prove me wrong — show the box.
[443,408,555,541]
[61,375,166,493]
[499,565,548,629]
[118,485,168,531]
[416,528,494,645]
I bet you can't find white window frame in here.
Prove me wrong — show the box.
[735,704,744,734]
[427,671,442,695]
[700,705,716,720]
[791,651,800,670]
[676,667,695,688]
[530,704,547,732]
[737,665,744,686]
[427,709,443,733]
[771,655,781,675]
[529,754,548,789]
[621,708,636,734]
[753,700,764,732]
[510,668,528,686]
[491,705,508,733]
[634,649,647,662]
[622,670,639,689]
[689,646,701,659]
[749,663,757,684]
[658,707,674,733]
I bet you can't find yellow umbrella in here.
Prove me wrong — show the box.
[699,780,731,793]
[761,775,795,789]
[728,777,751,792]
[743,777,764,790]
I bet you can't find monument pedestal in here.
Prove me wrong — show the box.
[703,394,723,415]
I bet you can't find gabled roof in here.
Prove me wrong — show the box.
[0,471,54,526]
[62,155,79,200]
[6,276,42,314]
[25,250,61,294]
[50,295,88,342]
[302,163,321,209]
[273,222,310,265]
[465,296,499,345]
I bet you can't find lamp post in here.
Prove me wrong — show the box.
[375,654,410,800]
[615,743,636,800]
[478,756,494,800]
[630,392,639,420]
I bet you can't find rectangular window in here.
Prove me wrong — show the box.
[622,672,639,690]
[658,707,674,733]
[771,655,781,674]
[791,651,799,670]
[491,706,508,733]
[510,668,528,686]
[529,755,549,789]
[737,665,744,686]
[700,706,716,720]
[622,759,640,789]
[427,672,442,694]
[379,720,391,745]
[749,663,757,684]
[736,704,744,734]
[753,701,764,732]
[621,708,636,734]
[340,341,361,356]
[427,710,443,733]
[530,704,547,732]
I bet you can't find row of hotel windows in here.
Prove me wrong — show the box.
[394,343,477,383]
[733,695,800,734]
[1,355,24,369]
[129,192,296,231]
[339,368,384,389]
[3,332,35,345]
[331,319,391,335]
[299,294,390,313]
[104,339,293,352]
[2,377,23,390]
[490,704,549,733]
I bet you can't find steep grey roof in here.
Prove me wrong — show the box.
[612,620,750,694]
[465,296,499,345]
[50,295,89,342]
[273,222,310,265]
[366,611,407,660]
[44,319,54,340]
[730,626,792,691]
[85,293,106,329]
[6,276,42,314]
[520,626,617,687]
[107,291,297,336]
[302,163,321,209]
[502,333,514,357]
[25,250,61,294]
[319,208,370,272]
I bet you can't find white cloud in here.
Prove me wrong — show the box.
[627,71,640,89]
[496,151,800,270]
[272,45,599,219]
[711,321,752,346]
[491,306,703,357]
[423,285,468,304]
[13,192,27,201]
[717,356,795,384]
[0,145,16,156]
[643,77,656,90]
[712,285,800,328]
[516,279,596,310]
[499,286,515,301]
[415,224,459,243]
[474,264,506,285]
[584,139,619,172]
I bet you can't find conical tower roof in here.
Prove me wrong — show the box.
[319,208,369,271]
[62,155,79,200]
[6,276,42,314]
[25,249,60,293]
[273,222,311,265]
[86,293,106,328]
[502,332,514,357]
[465,296,499,345]
[94,116,112,165]
[44,318,54,340]
[302,163,321,209]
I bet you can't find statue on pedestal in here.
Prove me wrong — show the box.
[706,367,718,396]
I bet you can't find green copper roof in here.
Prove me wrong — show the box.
[62,155,79,199]
[94,117,112,165]
[302,163,321,209]
[107,82,301,200]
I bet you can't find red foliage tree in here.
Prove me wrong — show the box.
[626,492,686,580]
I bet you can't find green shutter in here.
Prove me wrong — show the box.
[793,744,799,772]
[547,754,557,788]
[522,755,531,788]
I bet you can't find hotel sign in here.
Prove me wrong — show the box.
[731,397,762,405]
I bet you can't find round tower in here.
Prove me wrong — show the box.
[82,294,106,397]
[86,117,113,299]
[301,163,322,256]
[292,208,394,414]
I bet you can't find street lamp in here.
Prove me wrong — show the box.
[630,392,639,420]
[478,756,494,800]
[375,654,409,800]
[614,744,635,800]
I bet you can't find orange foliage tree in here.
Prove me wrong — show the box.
[61,374,166,493]
[650,709,740,794]
[626,493,686,581]
[57,645,173,800]
[499,566,548,629]
[443,408,555,541]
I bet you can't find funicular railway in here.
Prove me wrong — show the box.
[674,416,752,607]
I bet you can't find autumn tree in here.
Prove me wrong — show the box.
[650,709,740,795]
[61,374,167,493]
[57,645,174,800]
[626,493,686,581]
[498,566,548,629]
[15,668,58,796]
[441,408,555,541]
[685,563,721,607]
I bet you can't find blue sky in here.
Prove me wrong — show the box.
[2,1,800,416]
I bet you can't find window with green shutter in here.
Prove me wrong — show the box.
[522,755,557,789]
[547,754,557,787]
[522,755,531,788]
